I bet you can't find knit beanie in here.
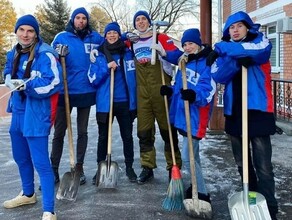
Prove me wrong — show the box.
[104,22,121,37]
[133,10,151,29]
[71,7,89,22]
[14,14,39,37]
[181,28,202,47]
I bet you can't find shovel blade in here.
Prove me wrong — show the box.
[56,170,80,201]
[228,191,271,220]
[96,160,118,188]
[183,198,212,219]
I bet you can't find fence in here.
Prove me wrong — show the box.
[215,79,292,123]
[272,78,292,122]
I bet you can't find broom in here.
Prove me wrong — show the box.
[160,62,184,211]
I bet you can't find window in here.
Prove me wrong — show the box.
[266,25,280,72]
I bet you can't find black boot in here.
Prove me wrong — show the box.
[268,205,278,220]
[75,163,86,185]
[137,167,153,184]
[185,185,211,204]
[126,167,137,182]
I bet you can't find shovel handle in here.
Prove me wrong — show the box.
[181,59,198,200]
[151,24,157,65]
[61,56,75,169]
[107,68,114,155]
[160,63,176,166]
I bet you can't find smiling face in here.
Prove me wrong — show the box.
[183,42,200,54]
[105,30,120,44]
[229,21,248,41]
[134,15,150,32]
[16,25,37,47]
[73,13,88,30]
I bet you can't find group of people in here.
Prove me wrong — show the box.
[2,6,278,220]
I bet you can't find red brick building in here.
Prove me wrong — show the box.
[222,0,292,80]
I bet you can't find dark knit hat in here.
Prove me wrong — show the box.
[133,10,151,29]
[104,22,121,37]
[15,14,39,37]
[181,28,202,47]
[71,7,89,22]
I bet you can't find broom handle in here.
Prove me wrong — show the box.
[107,68,114,156]
[181,60,198,200]
[160,63,176,166]
[61,56,75,169]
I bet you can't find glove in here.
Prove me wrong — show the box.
[90,49,99,63]
[151,43,166,57]
[178,53,188,70]
[55,44,69,57]
[4,74,15,90]
[126,32,140,43]
[238,57,253,68]
[160,85,173,98]
[10,79,26,91]
[180,89,196,103]
[206,51,219,66]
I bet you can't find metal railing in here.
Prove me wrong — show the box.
[272,78,292,122]
[215,79,292,123]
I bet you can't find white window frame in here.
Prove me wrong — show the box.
[266,24,280,73]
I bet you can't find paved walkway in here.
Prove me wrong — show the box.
[0,111,291,220]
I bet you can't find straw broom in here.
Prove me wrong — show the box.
[160,63,184,211]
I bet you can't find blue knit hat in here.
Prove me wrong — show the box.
[15,14,39,37]
[133,10,151,29]
[181,28,202,47]
[104,22,121,37]
[71,7,89,22]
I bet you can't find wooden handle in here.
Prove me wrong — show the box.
[107,68,114,155]
[181,60,198,200]
[160,64,176,166]
[242,66,248,184]
[151,25,157,65]
[61,56,75,169]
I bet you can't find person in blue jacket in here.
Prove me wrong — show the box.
[207,11,278,219]
[50,7,104,185]
[161,28,216,206]
[89,22,137,183]
[3,15,61,220]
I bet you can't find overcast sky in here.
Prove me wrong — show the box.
[10,0,96,16]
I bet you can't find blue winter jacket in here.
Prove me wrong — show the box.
[169,50,216,138]
[4,39,62,137]
[88,48,137,113]
[211,11,274,116]
[51,23,103,95]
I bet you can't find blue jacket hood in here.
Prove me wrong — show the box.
[223,11,261,38]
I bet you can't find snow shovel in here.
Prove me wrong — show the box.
[181,59,212,219]
[96,68,118,188]
[56,53,80,202]
[228,66,271,220]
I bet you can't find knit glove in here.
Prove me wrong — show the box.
[10,79,26,91]
[178,53,188,70]
[180,89,196,103]
[151,43,166,57]
[126,32,140,43]
[206,51,219,66]
[55,44,69,57]
[238,57,253,68]
[90,49,99,63]
[160,85,173,98]
[4,74,15,90]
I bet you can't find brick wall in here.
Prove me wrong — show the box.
[260,0,277,7]
[283,34,292,80]
[246,1,257,12]
[222,0,231,23]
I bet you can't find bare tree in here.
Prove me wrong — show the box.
[89,0,200,36]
